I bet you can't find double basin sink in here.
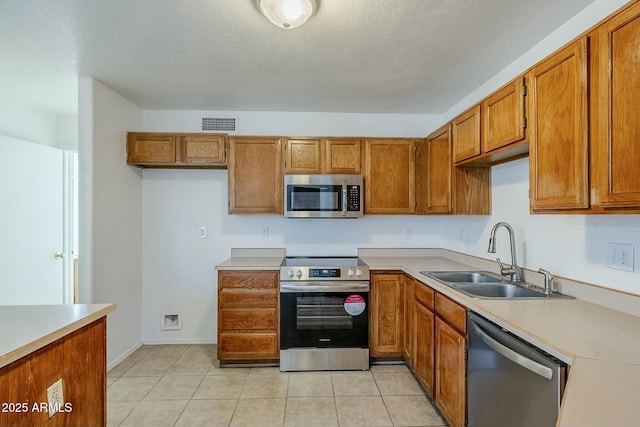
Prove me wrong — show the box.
[420,271,573,300]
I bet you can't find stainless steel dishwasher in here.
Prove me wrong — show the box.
[467,312,566,427]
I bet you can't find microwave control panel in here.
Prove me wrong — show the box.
[347,185,361,211]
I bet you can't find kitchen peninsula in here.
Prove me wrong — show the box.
[0,304,115,427]
[216,248,640,427]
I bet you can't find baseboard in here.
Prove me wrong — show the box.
[107,340,143,371]
[142,338,217,345]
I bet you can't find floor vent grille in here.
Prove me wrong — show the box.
[202,117,236,132]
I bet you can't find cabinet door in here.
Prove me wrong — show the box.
[324,138,361,174]
[370,273,403,358]
[528,38,589,211]
[482,77,526,153]
[228,137,283,214]
[363,139,416,214]
[413,300,435,397]
[435,317,466,427]
[417,126,453,214]
[452,105,481,163]
[284,138,322,174]
[591,3,640,209]
[127,133,176,165]
[402,276,414,365]
[180,134,226,165]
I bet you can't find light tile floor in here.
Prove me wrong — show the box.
[107,345,446,427]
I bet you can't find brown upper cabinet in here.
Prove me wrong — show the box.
[284,138,322,174]
[127,132,226,168]
[228,136,283,214]
[452,78,528,167]
[363,139,417,214]
[452,105,481,164]
[417,125,491,215]
[417,125,453,214]
[590,2,640,211]
[481,76,528,158]
[528,38,589,212]
[283,138,361,174]
[323,138,361,174]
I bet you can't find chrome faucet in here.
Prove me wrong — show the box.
[487,222,522,283]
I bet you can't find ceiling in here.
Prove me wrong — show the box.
[0,0,597,116]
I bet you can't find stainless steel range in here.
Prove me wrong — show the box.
[279,256,370,372]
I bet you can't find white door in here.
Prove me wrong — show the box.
[0,136,64,304]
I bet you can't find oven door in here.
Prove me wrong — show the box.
[280,283,369,349]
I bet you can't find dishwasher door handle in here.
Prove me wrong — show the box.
[471,321,554,380]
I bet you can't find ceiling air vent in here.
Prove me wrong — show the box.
[202,117,236,132]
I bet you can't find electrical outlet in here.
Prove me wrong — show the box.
[46,379,64,417]
[403,226,412,239]
[607,242,634,272]
[260,226,269,239]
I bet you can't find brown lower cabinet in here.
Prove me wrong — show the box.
[435,316,466,427]
[217,270,279,364]
[403,276,467,427]
[412,280,435,396]
[369,272,404,358]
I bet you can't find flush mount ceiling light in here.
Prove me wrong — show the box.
[257,0,318,29]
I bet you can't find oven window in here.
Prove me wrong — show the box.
[288,185,341,211]
[296,295,353,330]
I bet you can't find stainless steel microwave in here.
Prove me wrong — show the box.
[284,174,364,218]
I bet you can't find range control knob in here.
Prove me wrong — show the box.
[347,269,355,277]
[295,269,303,279]
[287,269,294,277]
[355,269,362,277]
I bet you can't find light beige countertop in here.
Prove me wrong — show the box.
[0,303,116,369]
[215,248,285,271]
[361,252,640,427]
[215,257,283,270]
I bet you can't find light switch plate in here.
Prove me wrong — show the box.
[607,242,634,272]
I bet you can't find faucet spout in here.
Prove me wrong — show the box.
[488,222,521,283]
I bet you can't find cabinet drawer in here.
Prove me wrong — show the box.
[218,271,278,289]
[218,332,278,360]
[414,283,435,311]
[219,290,277,308]
[220,308,277,331]
[435,293,467,334]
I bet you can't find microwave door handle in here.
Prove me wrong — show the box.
[342,181,347,216]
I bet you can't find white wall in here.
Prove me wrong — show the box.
[0,104,57,147]
[141,110,443,344]
[79,78,144,366]
[442,158,640,295]
[0,105,77,149]
[144,110,440,137]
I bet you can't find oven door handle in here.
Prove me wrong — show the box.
[280,283,370,293]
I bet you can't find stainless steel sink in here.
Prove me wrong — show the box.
[420,271,573,300]
[424,271,504,284]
